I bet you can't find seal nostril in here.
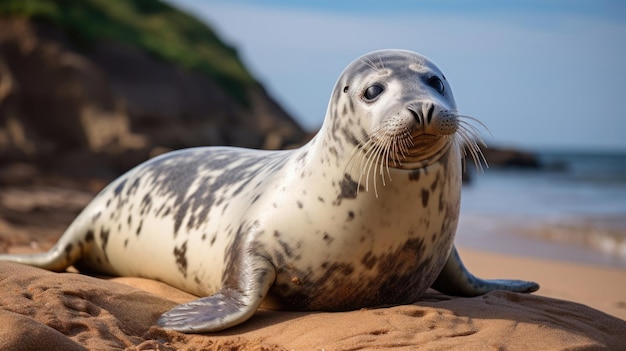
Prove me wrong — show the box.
[408,108,421,125]
[426,105,434,124]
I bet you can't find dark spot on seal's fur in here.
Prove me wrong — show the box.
[296,150,308,163]
[408,170,421,181]
[113,179,127,197]
[323,232,334,244]
[430,172,440,191]
[162,207,171,217]
[85,230,95,242]
[341,126,360,146]
[347,211,355,220]
[124,238,129,248]
[335,174,363,205]
[278,240,293,258]
[297,201,303,209]
[187,214,197,230]
[127,177,141,196]
[252,194,261,203]
[174,240,188,278]
[141,193,152,215]
[173,202,189,236]
[100,227,110,262]
[64,243,73,263]
[361,251,377,270]
[421,189,430,207]
[136,220,143,236]
[439,191,445,213]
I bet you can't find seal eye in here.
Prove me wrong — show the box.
[363,84,384,101]
[427,76,445,94]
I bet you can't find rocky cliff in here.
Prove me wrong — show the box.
[0,0,305,180]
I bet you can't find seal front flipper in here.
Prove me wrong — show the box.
[158,257,277,333]
[431,246,539,297]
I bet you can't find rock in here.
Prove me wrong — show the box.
[480,146,542,169]
[0,11,305,180]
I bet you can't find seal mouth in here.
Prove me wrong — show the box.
[345,115,487,196]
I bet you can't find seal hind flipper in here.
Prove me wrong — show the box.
[431,246,539,297]
[158,258,277,333]
[0,214,95,272]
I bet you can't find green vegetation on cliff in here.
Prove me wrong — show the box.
[0,0,256,105]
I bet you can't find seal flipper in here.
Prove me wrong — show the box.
[431,246,539,297]
[0,213,94,272]
[158,256,276,333]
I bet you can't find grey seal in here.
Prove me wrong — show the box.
[0,49,539,333]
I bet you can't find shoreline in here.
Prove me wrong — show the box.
[457,212,626,269]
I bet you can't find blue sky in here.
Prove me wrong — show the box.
[167,0,626,151]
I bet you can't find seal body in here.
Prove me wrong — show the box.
[0,49,539,333]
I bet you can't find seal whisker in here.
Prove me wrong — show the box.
[367,137,386,194]
[372,140,385,197]
[399,131,413,160]
[377,135,392,189]
[452,113,490,171]
[364,139,376,192]
[362,56,384,73]
[458,128,482,170]
[357,136,379,193]
[383,138,393,181]
[458,114,492,138]
[390,135,400,167]
[458,120,483,139]
[345,132,379,195]
[457,125,487,171]
[377,135,388,187]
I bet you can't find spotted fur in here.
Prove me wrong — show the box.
[0,49,538,333]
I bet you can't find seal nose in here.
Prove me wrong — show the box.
[407,103,458,135]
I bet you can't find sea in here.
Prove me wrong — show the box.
[456,150,626,269]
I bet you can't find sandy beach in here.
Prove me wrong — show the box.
[1,242,624,350]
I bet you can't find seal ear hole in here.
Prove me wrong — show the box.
[427,76,445,94]
[363,84,384,101]
[343,86,349,93]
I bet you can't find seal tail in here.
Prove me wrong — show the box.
[0,211,94,272]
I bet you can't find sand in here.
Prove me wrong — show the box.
[1,248,624,350]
